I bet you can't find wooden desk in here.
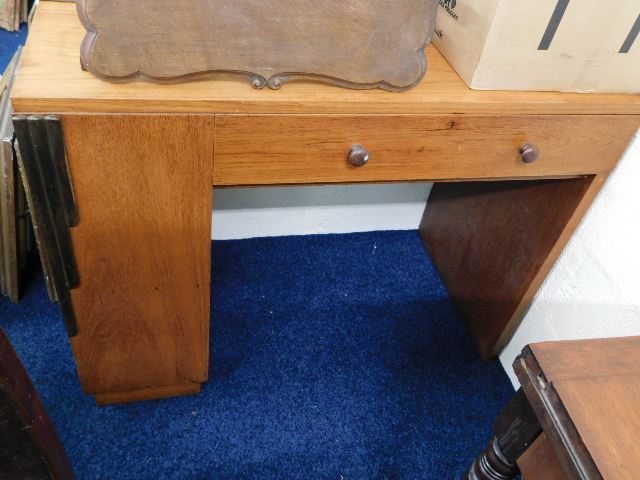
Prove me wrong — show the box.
[11,2,640,404]
[467,336,640,480]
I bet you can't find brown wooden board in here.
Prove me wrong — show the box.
[76,0,438,91]
[420,177,597,360]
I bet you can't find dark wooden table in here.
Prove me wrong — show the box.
[0,328,74,479]
[467,336,640,480]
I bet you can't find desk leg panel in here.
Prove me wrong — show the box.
[420,176,602,360]
[61,114,214,400]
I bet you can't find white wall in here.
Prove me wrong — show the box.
[213,183,432,239]
[213,135,640,387]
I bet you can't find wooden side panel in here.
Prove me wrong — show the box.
[62,115,213,396]
[420,176,597,360]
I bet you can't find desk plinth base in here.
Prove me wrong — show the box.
[94,383,202,406]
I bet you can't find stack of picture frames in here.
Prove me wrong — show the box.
[0,0,28,31]
[0,48,36,302]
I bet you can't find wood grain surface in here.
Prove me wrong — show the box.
[554,377,640,480]
[213,115,637,186]
[62,115,213,397]
[529,337,640,480]
[77,0,437,91]
[420,177,596,360]
[517,433,566,480]
[12,2,640,115]
[531,336,640,380]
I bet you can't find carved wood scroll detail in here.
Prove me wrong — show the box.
[77,0,438,91]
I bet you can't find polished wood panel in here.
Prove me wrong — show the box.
[13,2,640,115]
[554,377,640,480]
[214,115,635,186]
[420,177,596,360]
[62,115,213,400]
[531,336,640,380]
[518,434,566,480]
[530,337,640,480]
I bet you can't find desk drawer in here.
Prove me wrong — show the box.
[213,115,635,186]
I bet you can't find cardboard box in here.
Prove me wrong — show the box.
[432,0,640,93]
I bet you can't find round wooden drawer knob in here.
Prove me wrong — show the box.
[519,144,541,164]
[348,144,370,167]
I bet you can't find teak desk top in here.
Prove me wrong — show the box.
[12,2,640,116]
[9,1,640,404]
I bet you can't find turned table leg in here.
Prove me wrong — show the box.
[467,437,518,480]
[466,388,542,480]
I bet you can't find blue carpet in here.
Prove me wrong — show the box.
[1,231,514,479]
[0,24,27,73]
